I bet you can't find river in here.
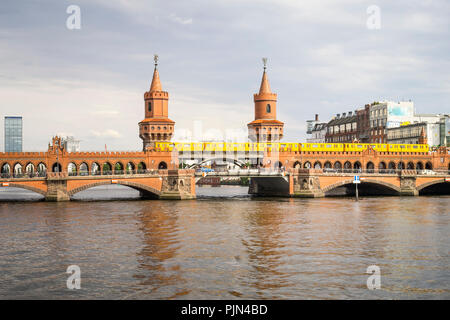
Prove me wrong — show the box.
[0,185,448,299]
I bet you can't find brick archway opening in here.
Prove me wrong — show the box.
[324,180,400,197]
[418,181,450,195]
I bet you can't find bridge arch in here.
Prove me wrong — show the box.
[313,161,322,169]
[388,161,396,170]
[68,180,161,198]
[137,162,147,172]
[293,161,301,169]
[126,162,136,174]
[1,163,11,176]
[68,162,77,176]
[1,183,46,196]
[334,161,342,170]
[323,178,401,196]
[114,162,124,174]
[52,162,62,173]
[407,161,415,169]
[158,161,168,169]
[102,162,112,175]
[25,163,35,175]
[425,162,433,170]
[79,162,89,176]
[398,161,405,170]
[417,179,450,195]
[354,161,361,170]
[37,163,47,176]
[91,162,101,175]
[13,163,23,177]
[189,158,246,169]
[366,161,375,173]
[303,161,311,169]
[416,162,424,171]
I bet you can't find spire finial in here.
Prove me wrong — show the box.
[154,54,159,69]
[262,57,267,71]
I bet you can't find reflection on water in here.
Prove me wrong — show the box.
[0,185,448,299]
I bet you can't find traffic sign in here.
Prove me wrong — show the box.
[353,176,361,184]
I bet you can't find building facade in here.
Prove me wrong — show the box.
[306,122,327,143]
[325,112,357,143]
[356,105,370,142]
[4,116,23,152]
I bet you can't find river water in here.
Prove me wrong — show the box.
[0,186,448,299]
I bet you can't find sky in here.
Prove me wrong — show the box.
[0,0,449,151]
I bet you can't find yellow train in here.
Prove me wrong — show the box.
[155,142,429,153]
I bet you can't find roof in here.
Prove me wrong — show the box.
[327,115,357,126]
[248,119,284,125]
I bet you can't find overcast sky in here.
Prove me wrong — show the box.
[0,0,449,151]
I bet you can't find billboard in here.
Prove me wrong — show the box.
[387,103,414,117]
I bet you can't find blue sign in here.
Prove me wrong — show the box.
[353,176,360,184]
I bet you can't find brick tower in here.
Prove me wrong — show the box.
[139,55,175,151]
[248,58,284,142]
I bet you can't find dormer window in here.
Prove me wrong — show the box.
[266,104,271,113]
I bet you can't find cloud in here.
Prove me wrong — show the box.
[169,13,193,25]
[90,129,122,139]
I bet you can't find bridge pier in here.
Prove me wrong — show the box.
[45,179,70,202]
[159,170,196,200]
[399,175,419,196]
[289,171,325,198]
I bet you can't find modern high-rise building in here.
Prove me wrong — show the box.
[4,116,23,152]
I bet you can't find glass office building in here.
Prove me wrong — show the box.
[4,116,23,152]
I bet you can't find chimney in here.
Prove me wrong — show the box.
[315,114,319,121]
[348,111,352,116]
[342,112,346,117]
[336,114,340,118]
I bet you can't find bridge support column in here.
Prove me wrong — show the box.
[45,179,70,201]
[289,170,325,198]
[399,176,418,196]
[159,170,196,200]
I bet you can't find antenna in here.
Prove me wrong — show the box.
[262,57,268,70]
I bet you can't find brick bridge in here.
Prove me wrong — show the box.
[1,57,449,200]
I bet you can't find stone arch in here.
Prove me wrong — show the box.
[126,162,136,174]
[407,162,415,170]
[189,158,246,169]
[366,162,375,173]
[68,180,161,198]
[378,161,386,172]
[1,162,11,177]
[25,163,35,176]
[425,162,433,170]
[417,179,450,195]
[324,161,332,169]
[68,162,77,176]
[37,163,47,176]
[313,161,322,169]
[293,161,301,169]
[138,162,147,173]
[388,161,396,171]
[304,161,312,169]
[79,162,89,176]
[416,162,424,171]
[2,183,46,196]
[13,163,23,177]
[52,162,62,173]
[398,162,405,170]
[323,178,401,195]
[158,161,168,170]
[334,161,342,170]
[273,161,282,169]
[91,162,101,175]
[102,162,112,175]
[114,162,124,174]
[354,161,362,170]
[344,161,352,172]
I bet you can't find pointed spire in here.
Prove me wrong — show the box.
[149,54,162,92]
[259,57,272,94]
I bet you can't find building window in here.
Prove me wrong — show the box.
[148,102,152,112]
[266,104,271,113]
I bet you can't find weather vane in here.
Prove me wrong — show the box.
[154,54,159,68]
[262,57,268,70]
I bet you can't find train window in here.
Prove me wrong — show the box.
[326,145,332,148]
[357,145,363,148]
[313,144,318,148]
